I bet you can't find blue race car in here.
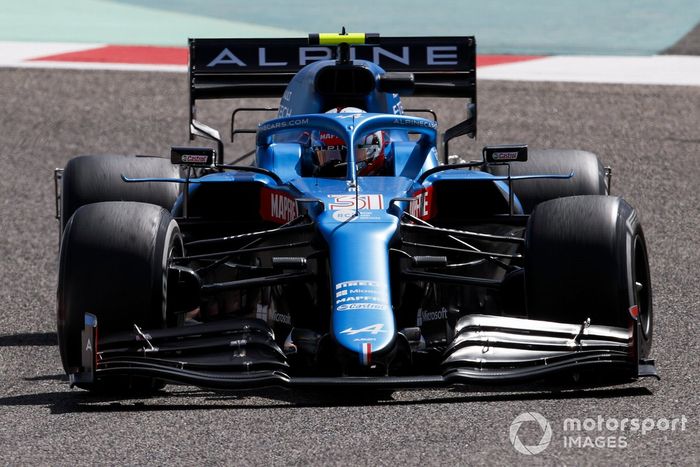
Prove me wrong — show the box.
[55,32,656,391]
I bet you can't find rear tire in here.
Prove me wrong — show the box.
[487,149,607,213]
[57,202,183,389]
[61,155,180,231]
[524,195,652,358]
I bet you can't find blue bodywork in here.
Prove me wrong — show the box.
[277,60,403,117]
[61,36,656,391]
[63,39,656,390]
[179,60,518,362]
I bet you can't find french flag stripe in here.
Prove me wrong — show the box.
[361,343,372,365]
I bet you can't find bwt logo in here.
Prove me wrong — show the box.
[509,412,553,455]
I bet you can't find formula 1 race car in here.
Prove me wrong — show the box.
[54,32,657,391]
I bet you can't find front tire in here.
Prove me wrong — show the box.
[57,202,183,388]
[524,195,652,357]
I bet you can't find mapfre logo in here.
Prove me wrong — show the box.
[260,187,298,224]
[409,186,433,220]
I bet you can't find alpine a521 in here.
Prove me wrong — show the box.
[54,32,657,391]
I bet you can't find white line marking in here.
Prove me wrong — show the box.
[0,41,104,64]
[479,55,700,86]
[7,61,187,73]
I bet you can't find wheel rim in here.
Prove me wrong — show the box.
[633,235,652,339]
[163,225,184,325]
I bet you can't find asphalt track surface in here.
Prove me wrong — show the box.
[665,21,700,55]
[0,68,698,465]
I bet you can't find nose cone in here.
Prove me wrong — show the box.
[317,210,398,364]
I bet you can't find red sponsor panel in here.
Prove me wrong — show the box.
[409,186,435,220]
[260,187,299,224]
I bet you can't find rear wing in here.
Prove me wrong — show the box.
[189,36,476,129]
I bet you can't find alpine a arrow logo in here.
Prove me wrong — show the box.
[339,323,387,335]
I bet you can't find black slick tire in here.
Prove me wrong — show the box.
[524,195,652,358]
[57,201,183,389]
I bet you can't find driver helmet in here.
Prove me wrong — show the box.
[314,107,388,176]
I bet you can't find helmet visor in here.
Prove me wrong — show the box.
[356,144,381,163]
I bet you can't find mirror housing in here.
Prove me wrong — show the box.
[171,146,216,168]
[483,144,528,163]
[442,102,476,163]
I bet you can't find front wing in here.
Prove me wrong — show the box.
[70,313,658,390]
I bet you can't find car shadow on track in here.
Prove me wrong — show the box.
[0,332,57,346]
[1,331,657,412]
[0,385,653,415]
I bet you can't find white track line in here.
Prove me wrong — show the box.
[0,41,103,64]
[479,55,700,86]
[11,61,187,73]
